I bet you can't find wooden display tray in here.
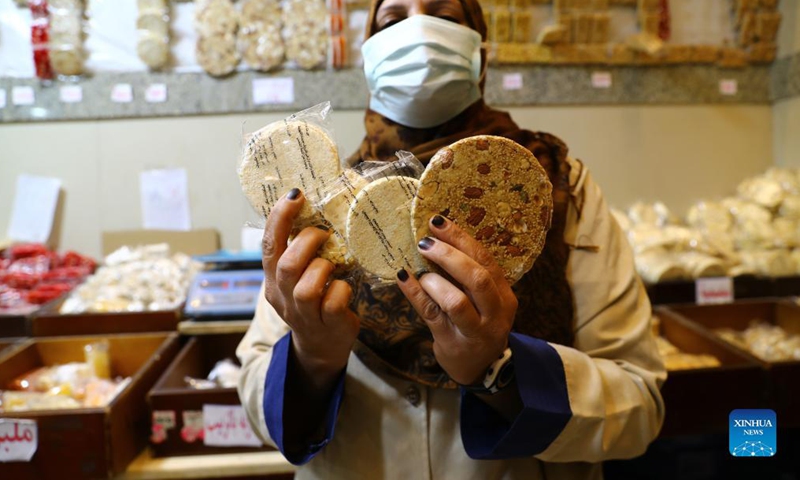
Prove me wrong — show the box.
[148,333,273,458]
[0,333,181,479]
[654,308,766,436]
[30,296,181,337]
[0,337,26,356]
[665,300,800,428]
[0,313,31,337]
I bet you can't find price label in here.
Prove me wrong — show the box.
[0,419,38,462]
[0,88,6,109]
[592,71,612,89]
[696,277,734,305]
[502,73,523,90]
[145,83,168,103]
[12,86,35,106]
[203,404,262,447]
[111,83,134,103]
[720,79,738,96]
[252,77,294,105]
[59,85,82,103]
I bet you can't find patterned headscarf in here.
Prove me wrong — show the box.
[349,0,576,388]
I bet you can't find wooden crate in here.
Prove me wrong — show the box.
[0,333,181,479]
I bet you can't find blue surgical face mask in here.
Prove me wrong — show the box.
[361,15,484,129]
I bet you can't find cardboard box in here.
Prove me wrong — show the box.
[0,333,181,479]
[148,334,273,457]
[30,296,181,337]
[654,308,765,436]
[102,229,220,257]
[666,300,800,427]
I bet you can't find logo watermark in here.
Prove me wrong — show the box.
[729,409,776,457]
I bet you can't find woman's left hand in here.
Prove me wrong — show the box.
[396,215,518,386]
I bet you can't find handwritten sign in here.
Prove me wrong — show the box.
[111,83,134,103]
[203,405,262,447]
[140,168,192,231]
[0,419,38,462]
[719,79,738,96]
[502,73,523,90]
[592,71,612,89]
[252,78,294,105]
[145,83,168,103]
[7,174,62,244]
[12,86,35,106]
[696,277,734,305]
[59,85,83,103]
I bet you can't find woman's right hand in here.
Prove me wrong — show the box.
[262,188,361,386]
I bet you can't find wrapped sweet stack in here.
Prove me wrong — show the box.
[59,243,202,314]
[0,243,96,315]
[615,167,800,284]
[0,339,128,412]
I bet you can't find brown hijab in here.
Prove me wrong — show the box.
[349,0,576,388]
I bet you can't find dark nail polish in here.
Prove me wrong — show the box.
[315,224,330,231]
[418,237,435,251]
[431,215,446,228]
[397,269,409,282]
[287,188,301,200]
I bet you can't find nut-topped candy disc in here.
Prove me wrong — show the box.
[411,135,553,284]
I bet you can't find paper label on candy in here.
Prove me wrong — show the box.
[203,404,262,447]
[696,277,734,305]
[60,85,83,103]
[0,419,38,462]
[502,73,523,90]
[252,78,294,105]
[111,83,134,103]
[145,84,168,103]
[12,86,35,106]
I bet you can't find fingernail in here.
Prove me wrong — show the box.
[315,224,330,231]
[431,215,446,228]
[287,188,301,200]
[397,269,409,282]
[418,237,435,251]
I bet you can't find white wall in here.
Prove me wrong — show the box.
[0,104,774,258]
[774,0,800,167]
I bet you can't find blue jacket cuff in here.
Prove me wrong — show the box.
[460,332,572,459]
[263,332,346,465]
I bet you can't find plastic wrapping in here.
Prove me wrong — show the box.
[239,101,341,228]
[326,0,347,69]
[58,243,202,314]
[47,0,86,77]
[313,151,426,287]
[716,321,800,362]
[194,0,239,76]
[237,0,284,72]
[0,340,129,413]
[737,175,785,210]
[282,0,328,70]
[136,0,170,69]
[634,248,688,285]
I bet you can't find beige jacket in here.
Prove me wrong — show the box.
[237,160,667,480]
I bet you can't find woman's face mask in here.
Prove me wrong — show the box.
[361,14,483,129]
